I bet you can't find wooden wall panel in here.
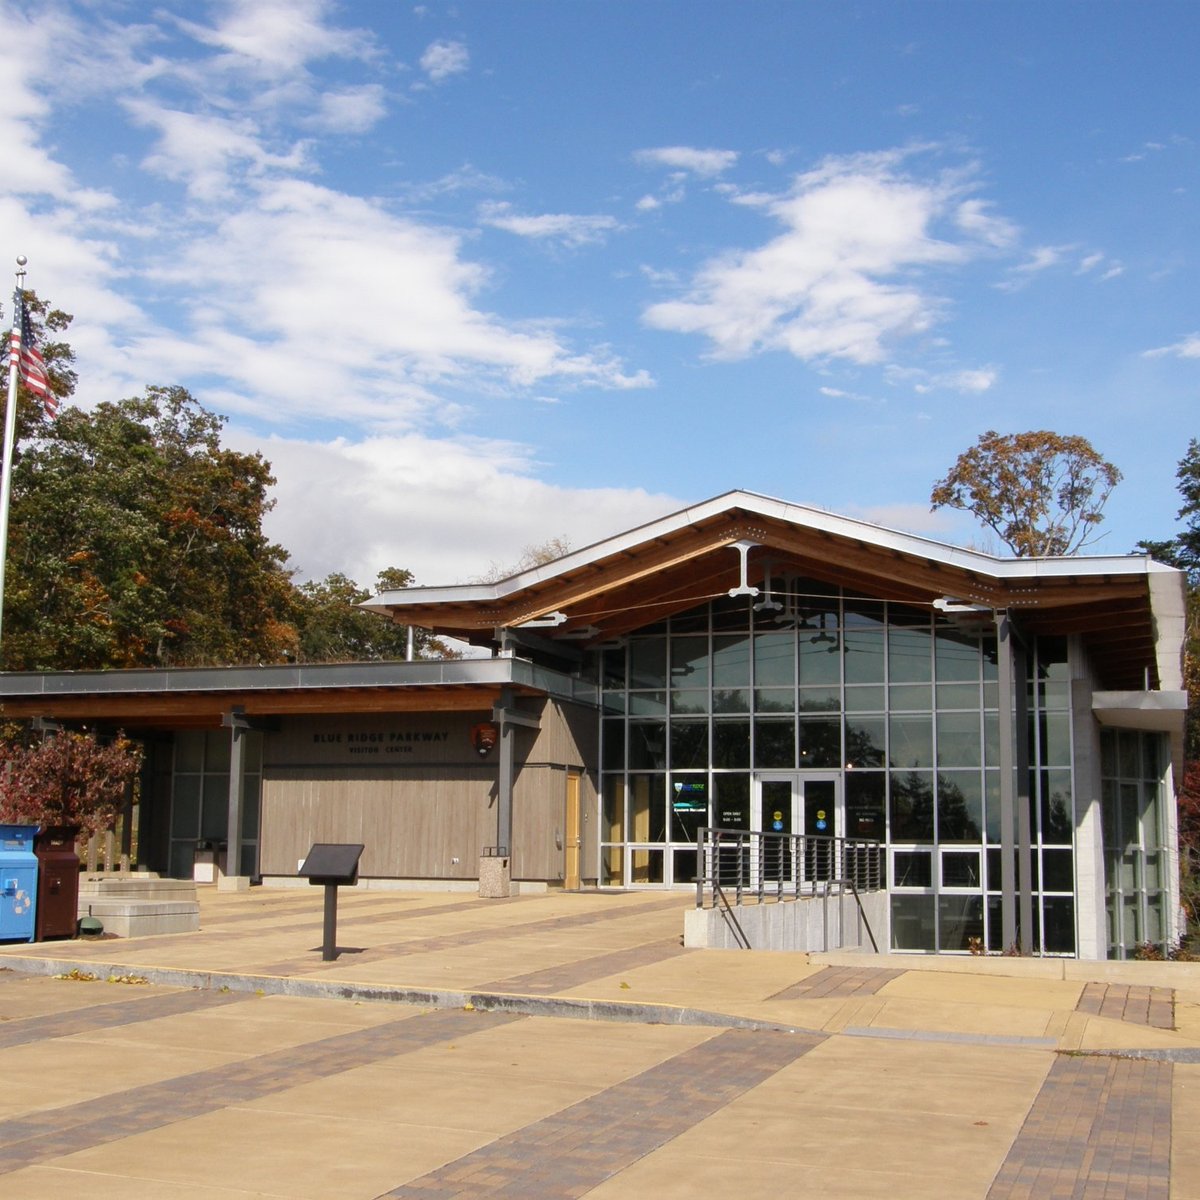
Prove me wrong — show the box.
[525,698,600,768]
[258,707,601,882]
[260,767,496,878]
[511,764,562,881]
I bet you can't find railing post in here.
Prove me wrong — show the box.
[696,826,706,909]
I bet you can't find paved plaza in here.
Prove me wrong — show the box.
[3,886,1200,1198]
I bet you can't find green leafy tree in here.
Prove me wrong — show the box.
[1138,439,1200,762]
[0,730,143,836]
[1139,439,1200,583]
[294,567,455,662]
[2,290,78,432]
[3,386,297,669]
[931,430,1122,556]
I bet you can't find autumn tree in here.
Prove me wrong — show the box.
[2,386,297,669]
[931,431,1122,557]
[0,731,143,836]
[476,536,572,583]
[1,290,78,432]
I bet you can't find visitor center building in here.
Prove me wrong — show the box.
[0,492,1188,960]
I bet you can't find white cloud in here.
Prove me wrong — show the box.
[955,199,1018,248]
[420,39,469,83]
[846,502,958,538]
[306,84,388,133]
[478,201,619,248]
[818,385,878,404]
[997,243,1078,291]
[0,9,118,203]
[1144,333,1200,360]
[174,0,377,79]
[230,429,680,585]
[634,146,739,177]
[135,178,650,423]
[643,148,1000,365]
[885,364,997,393]
[124,99,312,200]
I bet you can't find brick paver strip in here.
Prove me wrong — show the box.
[0,1004,519,1177]
[1075,982,1176,1030]
[0,979,253,1048]
[479,937,690,994]
[767,964,903,1001]
[255,894,690,977]
[378,1026,824,1199]
[986,1055,1172,1199]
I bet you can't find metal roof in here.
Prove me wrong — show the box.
[361,490,1186,692]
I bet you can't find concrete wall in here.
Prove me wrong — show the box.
[683,889,888,952]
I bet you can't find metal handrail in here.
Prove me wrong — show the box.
[711,881,752,949]
[694,825,883,910]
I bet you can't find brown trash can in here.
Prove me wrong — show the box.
[34,826,81,940]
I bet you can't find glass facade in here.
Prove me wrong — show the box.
[594,578,1078,954]
[168,729,262,879]
[1101,728,1170,958]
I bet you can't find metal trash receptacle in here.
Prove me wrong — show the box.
[34,825,81,940]
[0,824,39,943]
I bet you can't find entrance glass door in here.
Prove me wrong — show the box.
[754,773,842,888]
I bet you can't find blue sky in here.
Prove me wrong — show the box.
[1,0,1197,586]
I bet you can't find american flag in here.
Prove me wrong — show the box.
[10,291,56,419]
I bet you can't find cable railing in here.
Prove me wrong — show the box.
[694,826,884,952]
[694,826,883,908]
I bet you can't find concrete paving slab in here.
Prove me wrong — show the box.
[0,1164,277,1199]
[5,886,1200,1198]
[52,1106,489,1200]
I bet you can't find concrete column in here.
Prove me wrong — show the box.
[223,709,248,880]
[1014,637,1034,953]
[997,613,1018,951]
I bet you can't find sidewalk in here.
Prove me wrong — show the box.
[1,885,1197,1197]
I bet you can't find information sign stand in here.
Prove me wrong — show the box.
[298,843,364,961]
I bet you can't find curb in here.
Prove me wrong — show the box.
[0,955,818,1036]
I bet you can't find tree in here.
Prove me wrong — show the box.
[0,730,143,836]
[3,386,297,669]
[476,536,572,583]
[2,290,78,433]
[931,431,1122,557]
[293,568,454,662]
[1138,439,1200,762]
[1138,439,1200,583]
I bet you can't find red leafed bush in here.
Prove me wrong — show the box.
[0,731,142,836]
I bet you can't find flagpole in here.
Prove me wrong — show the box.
[0,254,27,651]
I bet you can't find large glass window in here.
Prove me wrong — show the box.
[1101,729,1170,959]
[594,588,1075,953]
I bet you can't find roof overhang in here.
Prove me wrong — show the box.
[0,658,597,731]
[1092,690,1189,737]
[363,490,1186,691]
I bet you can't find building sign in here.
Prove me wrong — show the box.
[273,715,478,767]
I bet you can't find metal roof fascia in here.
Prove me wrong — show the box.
[360,490,1175,615]
[0,656,597,707]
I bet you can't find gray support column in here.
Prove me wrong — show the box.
[490,686,542,858]
[996,613,1018,952]
[497,689,514,855]
[1014,637,1035,953]
[222,708,248,878]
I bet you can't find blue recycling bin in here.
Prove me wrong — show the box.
[0,824,38,943]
